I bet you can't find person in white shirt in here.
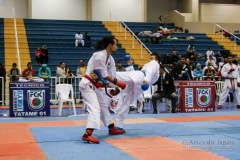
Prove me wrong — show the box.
[79,36,126,144]
[205,55,217,69]
[206,47,214,58]
[187,44,195,53]
[218,55,240,109]
[206,47,217,62]
[75,31,85,47]
[56,62,66,84]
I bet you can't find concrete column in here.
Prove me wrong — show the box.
[142,0,147,22]
[27,0,32,18]
[86,0,92,21]
[192,0,199,22]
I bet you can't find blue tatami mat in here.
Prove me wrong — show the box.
[38,141,136,160]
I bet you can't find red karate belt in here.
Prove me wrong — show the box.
[225,78,236,91]
[84,75,112,98]
[84,75,104,88]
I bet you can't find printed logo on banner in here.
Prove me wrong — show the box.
[197,88,211,107]
[28,90,45,111]
[13,90,23,111]
[185,88,193,107]
[176,87,180,106]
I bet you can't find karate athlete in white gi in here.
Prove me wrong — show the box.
[75,31,85,47]
[114,53,160,131]
[218,55,240,109]
[79,36,126,144]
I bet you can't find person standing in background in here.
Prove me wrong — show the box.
[218,55,240,109]
[8,63,21,82]
[56,62,66,84]
[41,45,49,64]
[65,66,75,84]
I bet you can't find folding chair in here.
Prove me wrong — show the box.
[143,84,172,113]
[143,85,155,111]
[56,84,76,116]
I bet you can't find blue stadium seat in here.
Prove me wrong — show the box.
[24,19,138,71]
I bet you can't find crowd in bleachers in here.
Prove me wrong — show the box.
[163,45,238,82]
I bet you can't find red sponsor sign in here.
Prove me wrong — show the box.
[175,81,215,113]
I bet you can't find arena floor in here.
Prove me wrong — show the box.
[0,104,240,160]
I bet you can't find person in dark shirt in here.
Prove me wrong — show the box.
[41,44,49,64]
[84,32,92,47]
[152,64,177,113]
[169,48,180,66]
[116,61,126,72]
[8,63,21,82]
[171,57,193,80]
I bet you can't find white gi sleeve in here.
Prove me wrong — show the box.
[221,64,229,77]
[107,56,117,78]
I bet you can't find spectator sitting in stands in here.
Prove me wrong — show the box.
[187,48,196,61]
[158,26,169,36]
[185,36,195,40]
[35,47,43,64]
[169,27,183,33]
[75,31,85,47]
[76,60,87,77]
[8,63,21,82]
[41,45,49,64]
[193,63,203,80]
[185,58,190,66]
[206,47,214,58]
[187,44,195,53]
[56,62,66,84]
[116,61,126,72]
[204,63,217,80]
[203,62,214,73]
[171,56,193,80]
[65,66,75,84]
[38,64,51,81]
[221,50,230,59]
[84,32,92,47]
[205,55,217,70]
[169,48,180,66]
[22,62,35,78]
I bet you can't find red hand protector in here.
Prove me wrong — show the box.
[114,79,126,90]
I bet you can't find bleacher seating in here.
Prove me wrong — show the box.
[124,22,226,70]
[230,34,240,45]
[0,18,4,65]
[125,22,224,55]
[24,19,138,76]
